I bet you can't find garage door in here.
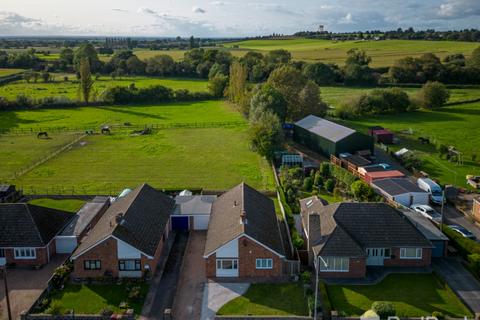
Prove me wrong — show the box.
[432,240,446,257]
[171,216,189,230]
[193,216,209,230]
[55,236,78,254]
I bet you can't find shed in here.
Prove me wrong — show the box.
[293,115,374,157]
[402,210,448,257]
[172,195,217,230]
[363,170,405,184]
[368,127,394,144]
[371,178,429,207]
[281,154,303,167]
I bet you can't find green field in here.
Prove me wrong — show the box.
[327,273,472,317]
[339,101,480,187]
[226,38,480,67]
[321,86,480,108]
[0,75,208,100]
[2,101,275,194]
[0,68,24,77]
[28,198,86,212]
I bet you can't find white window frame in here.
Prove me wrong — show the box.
[400,248,422,260]
[14,248,36,259]
[0,249,5,258]
[255,258,273,269]
[216,259,238,270]
[319,256,349,272]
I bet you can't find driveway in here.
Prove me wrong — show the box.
[441,204,480,239]
[0,254,68,320]
[200,282,250,320]
[433,258,480,314]
[172,231,207,320]
[141,231,189,319]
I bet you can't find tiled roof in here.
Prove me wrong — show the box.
[0,203,73,247]
[204,183,285,257]
[72,183,174,258]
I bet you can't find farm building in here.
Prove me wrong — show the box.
[368,126,394,144]
[372,178,429,207]
[474,197,480,223]
[402,210,448,258]
[363,170,405,184]
[293,115,374,157]
[171,193,217,230]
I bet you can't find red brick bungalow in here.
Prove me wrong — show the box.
[0,204,73,267]
[70,183,174,279]
[300,200,433,278]
[203,183,288,279]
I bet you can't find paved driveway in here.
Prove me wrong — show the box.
[433,258,480,314]
[0,255,67,320]
[172,231,207,320]
[201,282,250,320]
[441,204,480,240]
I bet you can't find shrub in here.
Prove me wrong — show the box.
[128,286,142,301]
[351,180,376,201]
[443,225,480,258]
[416,81,450,109]
[371,301,396,319]
[292,230,304,249]
[301,271,312,285]
[303,177,313,192]
[324,179,335,193]
[468,254,480,277]
[432,311,445,320]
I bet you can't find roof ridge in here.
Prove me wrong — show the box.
[24,204,47,246]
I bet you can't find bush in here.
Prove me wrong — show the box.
[416,81,450,109]
[432,311,445,320]
[468,254,480,277]
[303,177,313,192]
[292,230,304,249]
[301,271,312,285]
[443,225,480,258]
[351,180,377,201]
[371,301,396,319]
[324,179,335,193]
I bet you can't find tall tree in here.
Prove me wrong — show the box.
[74,43,100,72]
[78,57,94,104]
[248,111,284,159]
[227,61,249,114]
[416,81,450,109]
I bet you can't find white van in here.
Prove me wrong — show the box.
[417,178,444,204]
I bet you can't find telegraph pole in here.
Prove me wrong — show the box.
[1,267,12,320]
[441,190,446,232]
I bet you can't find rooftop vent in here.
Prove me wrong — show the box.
[240,210,247,225]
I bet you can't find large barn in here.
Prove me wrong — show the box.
[293,115,374,157]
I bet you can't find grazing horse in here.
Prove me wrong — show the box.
[418,137,430,144]
[37,132,48,139]
[101,126,111,135]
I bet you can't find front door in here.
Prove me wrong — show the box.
[366,248,385,266]
[216,259,239,277]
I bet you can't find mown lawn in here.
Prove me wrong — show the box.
[0,75,208,100]
[327,274,472,318]
[338,101,480,187]
[28,198,85,213]
[217,283,308,316]
[44,283,149,315]
[226,38,479,67]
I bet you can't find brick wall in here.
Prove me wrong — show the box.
[4,247,49,266]
[319,257,366,278]
[474,198,480,223]
[72,237,119,278]
[205,253,216,278]
[383,248,431,267]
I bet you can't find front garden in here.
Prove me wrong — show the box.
[326,273,473,318]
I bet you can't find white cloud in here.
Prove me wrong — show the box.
[193,7,206,14]
[137,7,160,16]
[437,0,480,18]
[210,1,229,6]
[339,13,354,24]
[112,8,129,13]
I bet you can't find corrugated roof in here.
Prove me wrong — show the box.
[295,115,356,142]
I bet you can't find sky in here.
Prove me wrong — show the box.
[0,0,479,37]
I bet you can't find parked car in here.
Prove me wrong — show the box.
[410,204,442,224]
[448,225,477,240]
[417,178,444,204]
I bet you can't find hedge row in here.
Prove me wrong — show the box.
[442,224,480,257]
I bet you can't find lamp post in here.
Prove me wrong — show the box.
[441,190,446,232]
[1,266,12,320]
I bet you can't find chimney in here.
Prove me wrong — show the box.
[240,210,247,225]
[308,212,322,251]
[115,213,126,226]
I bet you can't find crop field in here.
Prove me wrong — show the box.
[321,86,480,108]
[339,101,480,187]
[0,68,24,77]
[1,101,275,194]
[0,75,208,100]
[226,38,480,67]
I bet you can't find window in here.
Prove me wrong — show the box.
[119,259,141,271]
[319,257,349,272]
[216,259,238,270]
[256,259,273,269]
[384,248,391,258]
[14,248,36,259]
[0,249,5,258]
[400,248,422,259]
[84,260,101,270]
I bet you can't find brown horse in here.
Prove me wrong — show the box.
[37,132,48,139]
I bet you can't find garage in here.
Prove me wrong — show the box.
[55,236,78,254]
[171,216,189,230]
[431,240,446,258]
[193,215,210,230]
